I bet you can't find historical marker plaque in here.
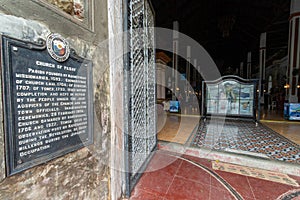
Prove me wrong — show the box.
[1,35,93,175]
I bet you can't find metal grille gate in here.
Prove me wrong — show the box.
[124,0,156,196]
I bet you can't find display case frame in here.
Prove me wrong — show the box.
[202,76,258,120]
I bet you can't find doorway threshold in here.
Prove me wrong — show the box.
[158,141,300,177]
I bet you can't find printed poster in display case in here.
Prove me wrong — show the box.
[239,85,254,116]
[221,81,240,115]
[203,76,257,119]
[207,84,219,99]
[206,84,218,114]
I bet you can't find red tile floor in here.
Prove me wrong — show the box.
[130,150,300,200]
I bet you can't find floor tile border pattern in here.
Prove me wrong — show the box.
[191,118,300,164]
[212,161,299,187]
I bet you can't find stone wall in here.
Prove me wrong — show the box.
[0,0,111,198]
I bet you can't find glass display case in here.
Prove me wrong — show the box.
[169,101,180,113]
[284,103,300,120]
[202,76,257,119]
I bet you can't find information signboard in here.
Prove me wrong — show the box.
[1,35,93,175]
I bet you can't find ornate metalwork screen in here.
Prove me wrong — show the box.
[124,0,156,195]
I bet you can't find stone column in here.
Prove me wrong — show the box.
[259,32,267,101]
[161,66,166,98]
[172,21,179,100]
[186,46,191,102]
[193,59,197,87]
[156,66,162,99]
[156,62,166,99]
[240,62,244,78]
[156,52,171,100]
[287,0,300,102]
[247,52,252,79]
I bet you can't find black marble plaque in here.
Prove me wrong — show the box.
[1,35,93,175]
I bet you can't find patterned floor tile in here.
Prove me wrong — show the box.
[191,118,300,164]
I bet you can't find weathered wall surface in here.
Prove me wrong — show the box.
[107,0,125,198]
[0,0,111,199]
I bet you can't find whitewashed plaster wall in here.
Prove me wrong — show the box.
[108,0,126,199]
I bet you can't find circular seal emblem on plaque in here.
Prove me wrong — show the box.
[46,33,70,62]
